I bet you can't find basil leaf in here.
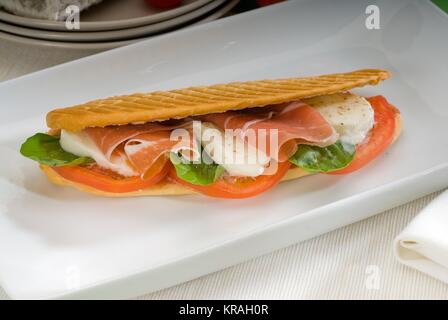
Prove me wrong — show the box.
[289,141,355,173]
[20,133,93,167]
[170,152,224,186]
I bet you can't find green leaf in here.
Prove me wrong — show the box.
[170,152,224,186]
[20,133,93,167]
[289,141,355,173]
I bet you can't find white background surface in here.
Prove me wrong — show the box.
[0,185,446,299]
[0,1,447,300]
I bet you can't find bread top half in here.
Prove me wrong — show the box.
[46,69,390,132]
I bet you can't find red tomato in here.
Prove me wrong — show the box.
[329,95,398,175]
[52,156,169,193]
[145,0,182,10]
[257,0,285,7]
[169,161,291,199]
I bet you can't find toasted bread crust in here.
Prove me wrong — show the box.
[46,69,390,132]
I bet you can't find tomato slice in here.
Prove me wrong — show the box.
[329,95,398,175]
[52,156,169,193]
[169,161,291,199]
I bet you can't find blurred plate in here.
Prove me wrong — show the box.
[0,0,213,31]
[0,0,226,42]
[0,0,239,50]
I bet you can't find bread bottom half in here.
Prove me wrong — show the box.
[40,114,402,197]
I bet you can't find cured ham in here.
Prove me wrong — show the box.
[84,121,197,177]
[77,101,337,177]
[70,101,337,177]
[202,101,337,161]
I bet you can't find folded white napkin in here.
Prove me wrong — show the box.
[394,190,448,283]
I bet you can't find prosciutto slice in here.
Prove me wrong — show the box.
[202,101,337,161]
[84,121,197,177]
[82,101,337,177]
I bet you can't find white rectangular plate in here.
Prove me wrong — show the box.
[0,0,447,299]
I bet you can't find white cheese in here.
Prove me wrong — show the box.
[59,130,137,177]
[304,93,375,145]
[195,122,270,177]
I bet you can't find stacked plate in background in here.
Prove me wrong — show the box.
[0,0,240,50]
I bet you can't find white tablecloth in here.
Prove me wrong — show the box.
[1,40,447,300]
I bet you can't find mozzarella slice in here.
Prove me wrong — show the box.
[195,122,270,177]
[304,93,374,145]
[59,130,137,177]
